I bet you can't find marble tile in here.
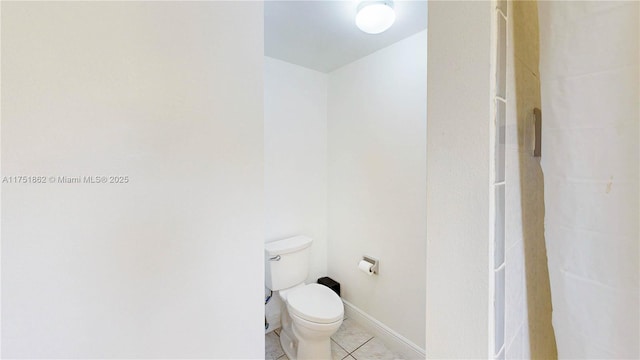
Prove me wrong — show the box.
[504,149,524,251]
[266,331,284,360]
[496,14,507,99]
[344,357,356,360]
[276,355,289,360]
[495,184,506,269]
[351,338,403,360]
[497,0,507,16]
[494,267,506,354]
[505,326,523,360]
[331,339,348,360]
[330,318,374,353]
[505,241,526,342]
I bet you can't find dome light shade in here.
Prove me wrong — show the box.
[356,1,396,34]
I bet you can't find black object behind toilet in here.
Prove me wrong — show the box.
[317,277,340,297]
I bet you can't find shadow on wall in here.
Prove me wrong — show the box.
[512,1,558,358]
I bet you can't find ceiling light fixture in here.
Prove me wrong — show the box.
[355,1,396,35]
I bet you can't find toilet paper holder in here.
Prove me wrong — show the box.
[362,255,379,275]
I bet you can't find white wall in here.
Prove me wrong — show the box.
[425,2,492,358]
[1,2,264,358]
[264,57,328,329]
[327,30,427,350]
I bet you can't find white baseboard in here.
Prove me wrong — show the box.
[342,300,426,360]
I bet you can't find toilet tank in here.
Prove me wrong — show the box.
[265,236,312,291]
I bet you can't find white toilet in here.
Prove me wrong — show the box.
[265,236,344,360]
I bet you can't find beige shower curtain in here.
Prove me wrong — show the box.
[537,2,639,358]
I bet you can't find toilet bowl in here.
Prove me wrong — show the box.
[279,283,343,360]
[291,312,342,360]
[265,236,344,360]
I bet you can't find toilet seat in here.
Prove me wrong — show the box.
[287,283,343,324]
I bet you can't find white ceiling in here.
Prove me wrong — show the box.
[265,0,428,73]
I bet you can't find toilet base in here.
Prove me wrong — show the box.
[292,325,331,360]
[279,326,333,360]
[290,314,341,360]
[279,328,298,360]
[279,318,339,360]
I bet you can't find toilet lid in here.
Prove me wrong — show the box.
[287,284,344,324]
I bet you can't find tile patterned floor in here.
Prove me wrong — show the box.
[265,317,404,360]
